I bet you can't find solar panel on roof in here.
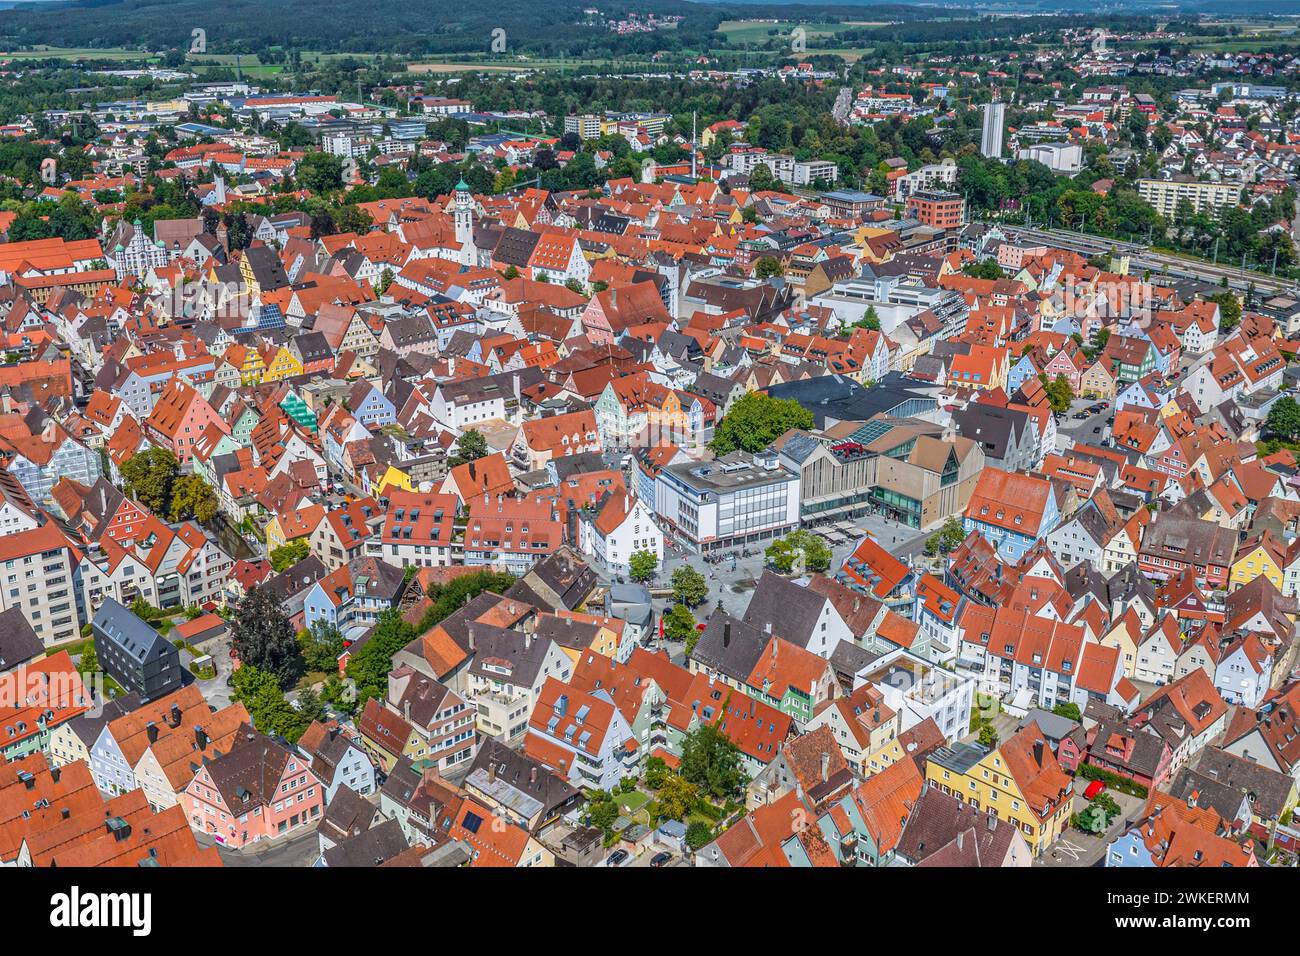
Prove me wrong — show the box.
[462,811,483,834]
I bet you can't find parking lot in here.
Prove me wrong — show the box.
[1055,395,1113,450]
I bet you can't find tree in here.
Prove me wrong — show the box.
[1052,701,1082,722]
[978,723,999,748]
[1042,373,1074,415]
[925,517,967,556]
[230,587,302,688]
[656,773,699,821]
[679,721,748,800]
[169,474,218,523]
[685,821,714,851]
[644,755,669,789]
[447,429,489,468]
[709,392,814,456]
[121,447,179,515]
[269,538,311,573]
[671,565,708,608]
[296,151,344,194]
[963,259,1004,280]
[77,642,99,676]
[663,603,697,646]
[628,550,658,583]
[766,529,831,573]
[230,664,309,741]
[754,256,784,279]
[1268,396,1300,441]
[299,620,345,673]
[345,607,416,706]
[1213,291,1242,332]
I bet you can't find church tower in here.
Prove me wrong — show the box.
[454,178,473,263]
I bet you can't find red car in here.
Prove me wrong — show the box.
[1083,779,1105,800]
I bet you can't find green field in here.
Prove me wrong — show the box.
[718,19,848,45]
[0,45,157,62]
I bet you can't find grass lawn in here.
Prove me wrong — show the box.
[296,670,330,692]
[0,46,156,62]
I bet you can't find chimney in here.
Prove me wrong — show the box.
[1187,789,1198,809]
[624,494,629,514]
[468,627,476,652]
[146,721,158,744]
[51,767,60,784]
[403,699,411,722]
[820,752,829,783]
[986,812,996,832]
[488,762,497,784]
[169,703,182,727]
[723,621,731,648]
[764,621,772,635]
[195,726,209,751]
[956,830,964,852]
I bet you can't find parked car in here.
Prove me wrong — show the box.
[606,849,630,867]
[649,852,672,867]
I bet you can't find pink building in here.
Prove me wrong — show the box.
[180,725,324,848]
[144,377,228,465]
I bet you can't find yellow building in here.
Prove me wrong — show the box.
[1230,532,1286,592]
[372,464,413,497]
[224,342,265,385]
[545,610,625,668]
[263,345,304,383]
[924,722,1073,857]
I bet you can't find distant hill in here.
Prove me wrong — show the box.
[0,0,942,57]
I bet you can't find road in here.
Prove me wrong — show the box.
[999,223,1295,297]
[200,825,321,868]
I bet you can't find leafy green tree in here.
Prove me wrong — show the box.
[169,474,218,523]
[1042,373,1074,415]
[1268,396,1300,441]
[656,773,699,822]
[663,603,697,646]
[230,587,302,688]
[1213,291,1243,332]
[963,259,1004,280]
[230,664,309,741]
[299,620,345,673]
[77,642,99,675]
[587,795,618,834]
[685,821,714,851]
[978,723,999,748]
[671,565,708,608]
[925,517,968,556]
[679,722,748,800]
[644,755,669,790]
[766,530,830,573]
[121,447,179,515]
[1052,701,1082,722]
[754,256,784,279]
[269,538,311,573]
[345,607,416,705]
[447,429,489,468]
[297,151,345,194]
[709,392,814,456]
[628,550,658,583]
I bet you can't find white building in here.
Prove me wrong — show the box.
[653,450,800,555]
[857,648,974,744]
[1017,141,1083,175]
[579,491,664,574]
